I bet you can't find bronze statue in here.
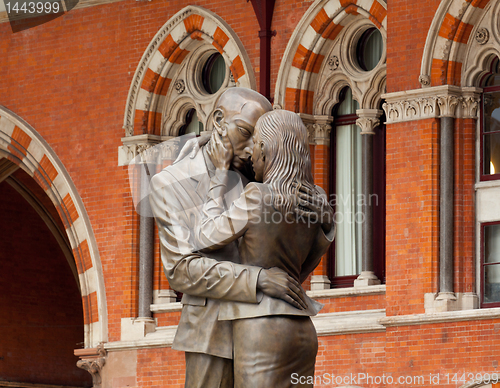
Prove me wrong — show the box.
[149,88,334,388]
[197,109,334,387]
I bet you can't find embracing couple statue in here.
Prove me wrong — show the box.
[149,88,335,388]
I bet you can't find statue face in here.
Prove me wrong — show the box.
[251,131,265,182]
[214,88,272,172]
[223,101,270,171]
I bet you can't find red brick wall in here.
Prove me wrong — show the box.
[454,118,476,294]
[318,294,386,313]
[270,0,315,101]
[0,0,261,343]
[136,348,185,388]
[315,332,387,388]
[385,119,440,316]
[385,320,500,388]
[0,180,91,386]
[386,0,441,92]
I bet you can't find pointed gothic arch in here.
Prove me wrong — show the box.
[419,0,499,87]
[274,0,387,114]
[0,105,107,348]
[123,5,257,137]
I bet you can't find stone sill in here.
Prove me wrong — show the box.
[314,309,386,336]
[150,302,182,313]
[380,307,500,327]
[105,325,178,351]
[307,284,386,299]
[475,180,500,190]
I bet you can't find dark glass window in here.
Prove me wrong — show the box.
[481,222,500,307]
[179,108,203,136]
[481,57,500,181]
[328,87,386,288]
[202,53,226,94]
[356,28,383,71]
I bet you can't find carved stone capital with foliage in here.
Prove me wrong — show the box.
[382,85,481,124]
[356,109,383,135]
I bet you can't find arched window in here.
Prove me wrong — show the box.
[480,56,500,307]
[331,87,362,282]
[481,57,500,180]
[329,87,386,288]
[178,108,204,137]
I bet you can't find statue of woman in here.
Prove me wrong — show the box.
[196,109,335,388]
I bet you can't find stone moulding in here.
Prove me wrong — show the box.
[382,85,482,124]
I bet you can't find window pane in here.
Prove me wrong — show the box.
[483,91,500,133]
[185,109,203,136]
[337,88,359,115]
[485,224,500,264]
[335,123,362,276]
[209,54,226,94]
[362,29,383,71]
[484,265,500,303]
[483,132,500,175]
[203,53,226,94]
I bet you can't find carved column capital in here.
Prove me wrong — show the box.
[436,94,460,117]
[356,109,383,135]
[382,85,482,123]
[75,344,107,388]
[299,114,333,147]
[118,134,171,166]
[158,141,180,161]
[306,124,317,145]
[313,123,332,146]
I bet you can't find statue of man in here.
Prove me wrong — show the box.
[149,88,331,388]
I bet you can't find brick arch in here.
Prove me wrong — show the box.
[420,0,492,87]
[0,105,107,348]
[123,6,256,137]
[274,0,387,113]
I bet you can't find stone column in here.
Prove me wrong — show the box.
[300,114,333,290]
[137,145,157,320]
[354,109,383,287]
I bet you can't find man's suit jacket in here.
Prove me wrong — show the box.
[149,147,261,359]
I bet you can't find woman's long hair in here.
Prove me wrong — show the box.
[256,110,324,219]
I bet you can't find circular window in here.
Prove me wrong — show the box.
[202,53,226,94]
[356,28,383,71]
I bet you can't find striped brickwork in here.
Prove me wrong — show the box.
[0,107,106,348]
[127,7,254,136]
[280,0,387,114]
[428,0,492,86]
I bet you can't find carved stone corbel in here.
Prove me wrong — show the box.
[382,85,482,123]
[306,124,317,145]
[299,114,333,147]
[158,141,180,161]
[460,96,480,119]
[314,123,332,146]
[75,344,106,388]
[356,109,383,135]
